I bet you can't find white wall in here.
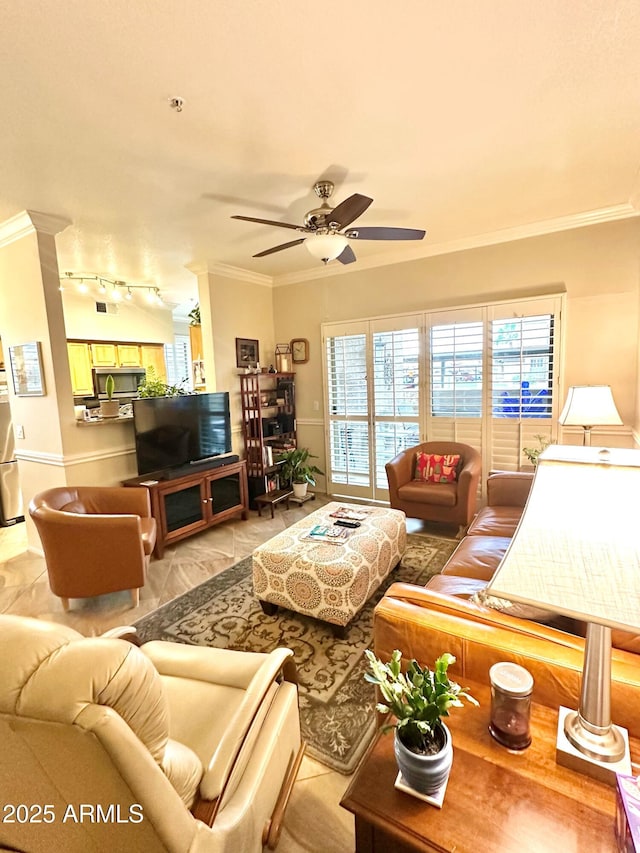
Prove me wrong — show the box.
[62,290,174,343]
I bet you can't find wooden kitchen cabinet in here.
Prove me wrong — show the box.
[90,343,118,367]
[140,344,167,381]
[117,344,142,366]
[67,343,94,395]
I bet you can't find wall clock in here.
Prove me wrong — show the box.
[290,338,309,364]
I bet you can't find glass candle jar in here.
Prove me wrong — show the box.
[489,662,534,750]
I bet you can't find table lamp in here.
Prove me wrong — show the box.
[558,385,622,446]
[486,444,640,783]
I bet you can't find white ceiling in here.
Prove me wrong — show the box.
[2,1,639,312]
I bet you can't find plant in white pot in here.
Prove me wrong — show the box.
[100,374,120,418]
[277,448,324,499]
[364,649,478,795]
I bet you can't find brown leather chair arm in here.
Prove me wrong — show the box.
[385,449,415,495]
[78,486,152,517]
[455,452,482,518]
[486,471,533,508]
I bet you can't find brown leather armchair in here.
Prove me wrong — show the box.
[29,486,157,610]
[385,441,481,529]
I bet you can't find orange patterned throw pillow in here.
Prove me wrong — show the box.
[414,452,461,483]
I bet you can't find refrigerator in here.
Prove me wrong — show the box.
[0,397,24,526]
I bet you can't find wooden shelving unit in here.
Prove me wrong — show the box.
[239,372,296,507]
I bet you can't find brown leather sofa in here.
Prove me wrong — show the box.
[29,486,157,610]
[385,441,482,529]
[374,470,640,733]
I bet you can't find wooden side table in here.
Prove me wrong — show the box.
[341,680,630,852]
[254,488,293,518]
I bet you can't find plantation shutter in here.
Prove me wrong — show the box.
[488,298,562,471]
[165,335,191,390]
[324,326,371,498]
[426,308,484,456]
[370,317,422,497]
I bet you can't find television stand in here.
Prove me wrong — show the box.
[123,459,249,558]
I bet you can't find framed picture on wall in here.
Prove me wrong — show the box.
[8,341,46,396]
[236,337,259,368]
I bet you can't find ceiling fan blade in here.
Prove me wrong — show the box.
[345,226,426,241]
[336,244,357,265]
[232,215,304,232]
[253,238,305,258]
[327,194,373,229]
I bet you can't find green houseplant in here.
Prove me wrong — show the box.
[277,448,324,498]
[522,434,553,466]
[364,648,478,794]
[100,373,120,418]
[136,367,187,398]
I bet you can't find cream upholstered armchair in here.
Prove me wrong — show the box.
[0,615,303,853]
[385,441,481,530]
[29,485,157,610]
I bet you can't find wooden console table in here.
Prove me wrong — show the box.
[124,459,249,558]
[341,679,632,852]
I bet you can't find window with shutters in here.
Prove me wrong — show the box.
[326,332,370,490]
[164,335,192,390]
[323,294,563,501]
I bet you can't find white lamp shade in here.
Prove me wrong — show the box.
[559,385,622,427]
[305,233,348,261]
[486,444,640,632]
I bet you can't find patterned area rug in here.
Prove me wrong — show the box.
[134,533,457,774]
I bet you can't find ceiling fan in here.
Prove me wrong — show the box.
[231,180,426,265]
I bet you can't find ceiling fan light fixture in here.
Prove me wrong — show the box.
[305,232,348,263]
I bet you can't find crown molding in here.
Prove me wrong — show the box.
[188,261,272,287]
[0,210,72,249]
[271,203,640,287]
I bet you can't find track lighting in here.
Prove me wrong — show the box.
[60,273,164,305]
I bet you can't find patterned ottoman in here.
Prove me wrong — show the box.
[252,501,406,633]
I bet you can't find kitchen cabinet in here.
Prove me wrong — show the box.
[90,343,118,367]
[117,344,142,366]
[140,344,167,381]
[69,340,167,392]
[67,343,94,396]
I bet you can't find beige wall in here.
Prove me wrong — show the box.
[200,271,276,455]
[62,290,174,343]
[271,218,640,476]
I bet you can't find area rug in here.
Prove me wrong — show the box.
[134,532,457,774]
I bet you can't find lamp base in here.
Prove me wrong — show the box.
[556,706,631,785]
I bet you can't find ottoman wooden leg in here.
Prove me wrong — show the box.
[260,600,279,616]
[331,623,348,640]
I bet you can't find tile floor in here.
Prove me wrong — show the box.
[0,497,436,852]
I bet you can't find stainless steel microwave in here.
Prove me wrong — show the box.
[93,367,146,399]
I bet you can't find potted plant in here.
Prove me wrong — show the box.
[277,447,324,498]
[137,367,187,398]
[364,648,478,795]
[100,374,120,418]
[522,434,553,466]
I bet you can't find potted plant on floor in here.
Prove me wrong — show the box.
[364,648,478,795]
[277,447,324,499]
[100,374,120,418]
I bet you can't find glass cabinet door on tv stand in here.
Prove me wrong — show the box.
[239,372,296,507]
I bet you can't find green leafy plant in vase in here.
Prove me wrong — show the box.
[277,447,324,498]
[100,374,120,418]
[364,648,478,795]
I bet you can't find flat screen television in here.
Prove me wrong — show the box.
[133,392,232,476]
